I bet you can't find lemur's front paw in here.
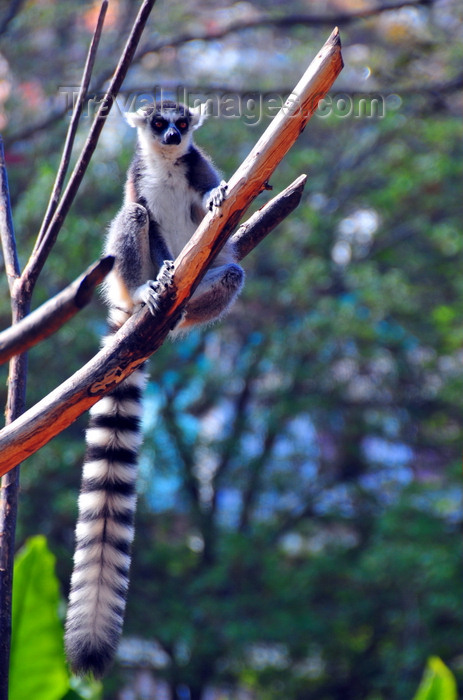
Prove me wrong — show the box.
[157,260,175,288]
[206,180,228,211]
[137,260,176,315]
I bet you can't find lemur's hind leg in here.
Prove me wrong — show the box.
[104,203,175,318]
[177,263,244,330]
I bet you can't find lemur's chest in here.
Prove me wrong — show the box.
[139,159,202,257]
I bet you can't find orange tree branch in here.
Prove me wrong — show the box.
[0,257,114,364]
[0,173,305,364]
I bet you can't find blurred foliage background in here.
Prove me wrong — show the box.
[1,0,462,699]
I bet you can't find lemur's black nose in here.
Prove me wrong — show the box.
[163,126,181,145]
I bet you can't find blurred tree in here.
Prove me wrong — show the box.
[0,1,462,699]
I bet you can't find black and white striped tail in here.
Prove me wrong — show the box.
[65,357,146,678]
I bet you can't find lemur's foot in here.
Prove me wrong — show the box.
[138,260,176,315]
[206,180,228,211]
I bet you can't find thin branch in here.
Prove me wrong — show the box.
[35,1,108,248]
[0,357,25,700]
[4,111,66,148]
[0,27,343,477]
[0,137,20,292]
[162,398,205,531]
[210,345,269,520]
[0,257,114,365]
[231,174,307,261]
[21,0,157,296]
[138,0,434,54]
[239,428,278,534]
[0,137,26,700]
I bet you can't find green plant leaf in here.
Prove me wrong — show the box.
[10,536,69,700]
[412,657,458,700]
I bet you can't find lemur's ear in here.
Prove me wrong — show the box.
[189,101,212,130]
[125,108,149,129]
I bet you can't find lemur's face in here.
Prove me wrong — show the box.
[126,102,205,156]
[149,109,191,146]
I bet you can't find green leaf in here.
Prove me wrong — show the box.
[412,657,458,700]
[10,536,69,700]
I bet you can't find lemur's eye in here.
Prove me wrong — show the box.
[176,119,188,131]
[153,118,167,131]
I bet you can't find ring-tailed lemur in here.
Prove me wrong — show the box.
[65,101,244,678]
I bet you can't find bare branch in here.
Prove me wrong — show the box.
[211,344,269,524]
[0,28,343,477]
[21,0,157,296]
[36,1,108,248]
[0,137,25,700]
[0,257,114,365]
[138,0,433,53]
[4,111,67,148]
[231,174,307,261]
[0,137,20,293]
[239,428,279,534]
